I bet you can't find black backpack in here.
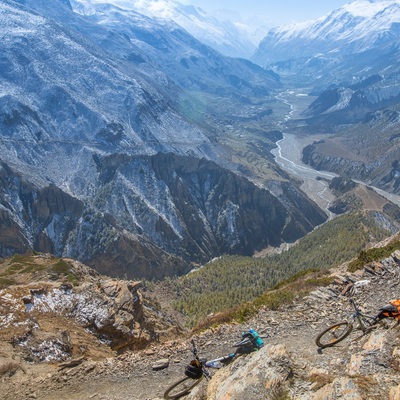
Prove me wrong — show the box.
[185,360,203,379]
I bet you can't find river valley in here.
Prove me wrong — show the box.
[271,90,400,215]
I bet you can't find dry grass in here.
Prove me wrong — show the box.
[348,237,400,272]
[353,375,378,392]
[309,372,335,391]
[0,361,25,377]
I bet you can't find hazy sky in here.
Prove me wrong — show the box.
[181,0,352,25]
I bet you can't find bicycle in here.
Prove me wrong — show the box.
[163,329,265,400]
[315,284,399,349]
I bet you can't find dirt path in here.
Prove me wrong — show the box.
[3,253,400,400]
[0,302,321,400]
[29,313,321,400]
[2,307,338,400]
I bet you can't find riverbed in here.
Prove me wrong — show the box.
[271,133,337,218]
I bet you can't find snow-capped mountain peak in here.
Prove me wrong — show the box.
[253,0,400,66]
[70,0,257,57]
[342,0,396,17]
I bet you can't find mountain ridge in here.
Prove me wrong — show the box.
[70,0,258,58]
[253,0,400,68]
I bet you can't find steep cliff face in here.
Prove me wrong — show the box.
[0,156,327,279]
[0,161,187,279]
[91,152,327,263]
[0,162,84,257]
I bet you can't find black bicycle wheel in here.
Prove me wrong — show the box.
[164,375,203,399]
[315,321,353,348]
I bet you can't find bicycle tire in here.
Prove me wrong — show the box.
[315,321,353,348]
[164,375,203,399]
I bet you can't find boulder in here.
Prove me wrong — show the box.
[206,344,292,400]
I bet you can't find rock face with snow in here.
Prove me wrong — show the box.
[253,0,400,69]
[71,0,257,58]
[0,0,328,278]
[67,0,279,97]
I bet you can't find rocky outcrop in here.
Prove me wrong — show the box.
[0,254,181,363]
[329,176,357,195]
[206,344,293,400]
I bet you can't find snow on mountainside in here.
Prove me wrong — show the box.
[0,0,324,279]
[70,0,257,58]
[0,0,211,161]
[253,0,400,67]
[66,1,280,99]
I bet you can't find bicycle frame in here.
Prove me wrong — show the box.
[164,332,266,399]
[191,332,264,371]
[204,352,237,369]
[191,340,240,374]
[348,297,377,332]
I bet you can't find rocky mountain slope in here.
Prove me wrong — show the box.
[70,0,258,58]
[2,235,400,399]
[0,160,189,279]
[301,106,400,195]
[0,0,328,278]
[0,149,327,279]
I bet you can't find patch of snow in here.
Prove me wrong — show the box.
[70,0,255,57]
[328,88,354,112]
[29,287,111,329]
[342,0,393,18]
